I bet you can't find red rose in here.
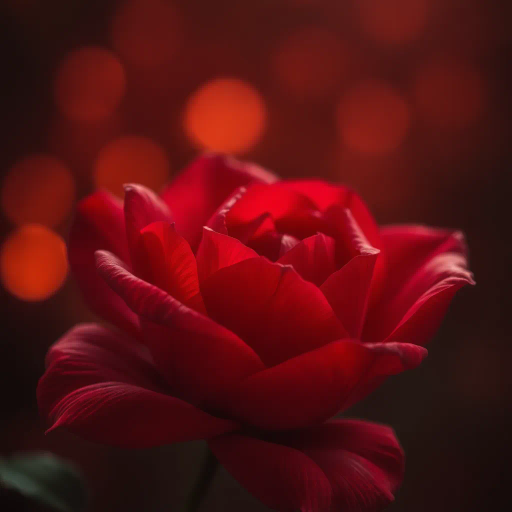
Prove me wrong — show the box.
[37,154,473,511]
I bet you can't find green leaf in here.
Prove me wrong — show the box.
[0,452,87,512]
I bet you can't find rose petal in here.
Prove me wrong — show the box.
[209,419,404,512]
[222,339,426,430]
[201,257,347,366]
[95,250,264,406]
[285,419,405,511]
[136,221,206,313]
[68,190,139,337]
[37,324,237,447]
[196,227,258,283]
[160,154,277,250]
[320,211,380,337]
[123,184,172,267]
[277,233,336,286]
[225,183,317,237]
[363,226,474,344]
[209,433,332,512]
[285,181,381,251]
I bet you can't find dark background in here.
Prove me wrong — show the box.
[0,1,509,510]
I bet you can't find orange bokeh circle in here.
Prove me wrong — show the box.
[184,78,267,154]
[337,81,410,154]
[94,135,171,197]
[1,224,68,301]
[414,58,486,130]
[111,0,183,70]
[2,154,75,227]
[357,0,428,45]
[54,46,126,122]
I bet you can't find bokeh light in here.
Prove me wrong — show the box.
[272,27,348,100]
[0,224,68,301]
[356,0,428,45]
[94,135,171,197]
[337,81,410,154]
[111,0,183,70]
[54,46,126,122]
[184,78,267,154]
[1,154,74,227]
[414,57,486,130]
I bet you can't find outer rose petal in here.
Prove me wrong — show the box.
[37,324,237,447]
[136,221,206,314]
[209,433,332,512]
[222,339,426,430]
[95,250,265,406]
[201,257,347,366]
[68,190,139,337]
[209,419,404,512]
[363,226,474,344]
[160,153,277,249]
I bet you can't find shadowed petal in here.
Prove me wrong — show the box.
[68,190,139,337]
[222,339,426,430]
[209,419,404,512]
[37,324,237,447]
[95,250,264,406]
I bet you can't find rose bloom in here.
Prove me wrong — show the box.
[38,154,473,511]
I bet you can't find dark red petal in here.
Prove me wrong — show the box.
[209,433,332,512]
[277,233,336,286]
[363,226,474,344]
[209,419,404,512]
[68,190,139,337]
[37,324,237,447]
[196,227,258,283]
[160,153,277,250]
[201,257,347,366]
[123,184,172,265]
[136,221,206,314]
[222,339,426,430]
[285,419,405,512]
[95,250,264,406]
[286,181,381,251]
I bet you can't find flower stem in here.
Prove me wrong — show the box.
[182,447,218,512]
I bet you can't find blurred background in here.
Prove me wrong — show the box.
[0,0,509,510]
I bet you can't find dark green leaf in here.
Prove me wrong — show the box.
[0,453,87,512]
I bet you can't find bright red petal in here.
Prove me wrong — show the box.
[222,339,426,430]
[68,190,139,337]
[196,227,258,283]
[209,433,332,512]
[37,324,237,447]
[286,181,381,251]
[201,257,347,366]
[95,250,264,406]
[136,221,205,314]
[320,210,380,337]
[209,419,404,512]
[160,154,277,250]
[123,184,172,266]
[277,234,336,286]
[364,226,474,344]
[225,183,317,236]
